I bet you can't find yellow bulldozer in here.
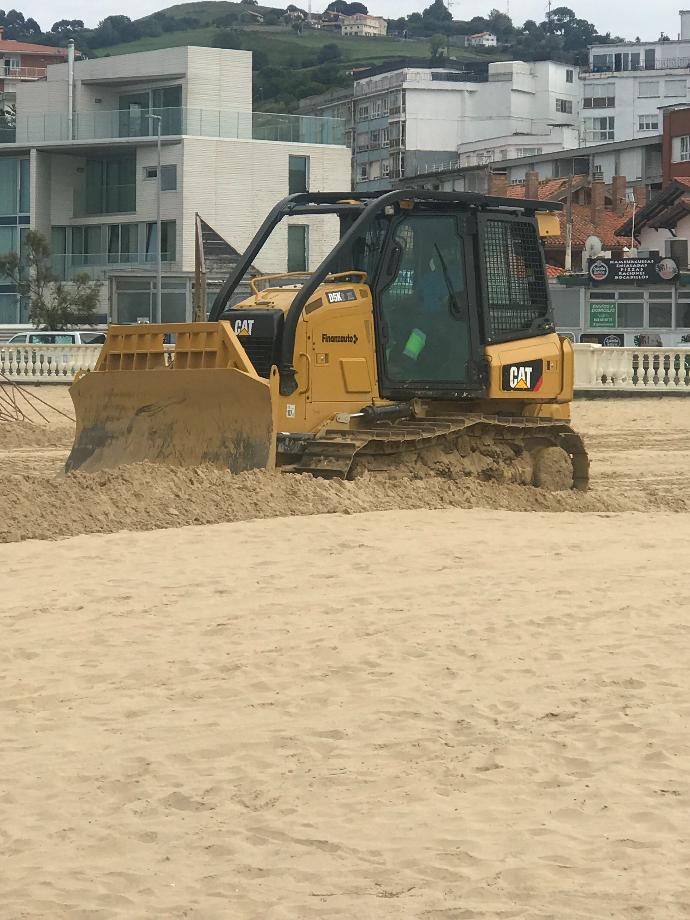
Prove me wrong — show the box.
[66,190,588,490]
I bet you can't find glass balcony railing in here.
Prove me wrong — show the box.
[73,183,137,218]
[10,107,345,147]
[52,251,177,281]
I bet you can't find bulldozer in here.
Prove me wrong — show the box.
[66,190,588,491]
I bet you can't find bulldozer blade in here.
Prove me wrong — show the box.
[66,367,276,474]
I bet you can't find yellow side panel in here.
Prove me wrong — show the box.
[485,332,572,403]
[340,357,372,393]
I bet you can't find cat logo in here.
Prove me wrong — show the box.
[502,359,544,393]
[234,318,255,336]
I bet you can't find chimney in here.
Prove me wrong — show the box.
[612,175,627,216]
[488,171,508,197]
[681,9,690,40]
[591,174,606,227]
[633,183,648,209]
[524,169,540,201]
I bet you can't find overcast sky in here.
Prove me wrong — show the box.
[19,0,681,42]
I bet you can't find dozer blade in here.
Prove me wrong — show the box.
[65,322,276,475]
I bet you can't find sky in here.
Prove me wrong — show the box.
[14,0,684,42]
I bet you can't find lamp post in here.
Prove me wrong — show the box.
[146,112,162,324]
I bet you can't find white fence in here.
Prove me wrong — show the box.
[573,343,690,392]
[0,343,101,383]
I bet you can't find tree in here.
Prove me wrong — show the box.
[316,42,343,64]
[429,33,447,60]
[326,1,368,13]
[422,0,452,28]
[0,231,102,330]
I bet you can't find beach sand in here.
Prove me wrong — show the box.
[1,391,689,917]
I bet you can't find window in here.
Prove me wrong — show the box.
[584,117,615,142]
[566,69,574,83]
[357,103,369,120]
[288,155,309,194]
[382,160,391,178]
[481,218,549,337]
[665,78,687,97]
[356,132,369,152]
[381,127,389,147]
[370,129,380,148]
[649,293,672,328]
[145,220,176,262]
[583,83,615,108]
[617,300,644,327]
[160,164,177,191]
[638,114,659,131]
[287,225,308,272]
[516,147,542,157]
[638,80,660,98]
[591,53,613,71]
[358,162,369,181]
[675,135,690,162]
[377,214,472,385]
[556,98,573,114]
[370,160,381,180]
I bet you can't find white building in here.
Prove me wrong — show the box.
[466,32,497,48]
[580,11,690,145]
[0,46,349,325]
[341,14,387,38]
[300,60,579,191]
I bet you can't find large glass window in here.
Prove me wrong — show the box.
[378,214,472,384]
[115,276,187,323]
[583,83,615,108]
[84,156,136,216]
[145,220,176,262]
[0,158,18,215]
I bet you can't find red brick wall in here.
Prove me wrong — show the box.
[663,107,690,184]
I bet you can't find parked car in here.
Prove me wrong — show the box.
[6,330,106,345]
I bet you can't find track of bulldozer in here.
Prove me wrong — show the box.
[287,415,589,492]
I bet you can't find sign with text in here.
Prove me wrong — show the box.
[588,256,679,285]
[589,301,617,328]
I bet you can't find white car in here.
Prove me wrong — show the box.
[7,330,106,345]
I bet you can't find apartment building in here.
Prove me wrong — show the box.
[341,15,387,38]
[466,32,497,48]
[0,46,349,324]
[300,59,579,191]
[580,12,690,145]
[0,30,77,119]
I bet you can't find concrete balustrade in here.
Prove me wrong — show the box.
[0,343,101,383]
[573,343,690,392]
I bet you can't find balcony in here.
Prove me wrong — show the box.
[582,57,690,75]
[73,183,137,218]
[52,251,177,281]
[9,106,345,147]
[1,65,48,80]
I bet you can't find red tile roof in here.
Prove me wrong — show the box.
[545,264,565,277]
[0,39,72,56]
[507,177,632,248]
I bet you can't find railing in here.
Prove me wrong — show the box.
[73,183,136,218]
[574,343,690,391]
[10,106,345,146]
[0,343,101,383]
[1,65,48,80]
[582,57,690,75]
[51,251,177,281]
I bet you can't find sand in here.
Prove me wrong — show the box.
[3,509,690,919]
[2,389,690,918]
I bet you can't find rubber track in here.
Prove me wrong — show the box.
[291,414,590,491]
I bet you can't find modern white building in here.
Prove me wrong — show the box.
[0,46,349,324]
[300,59,579,191]
[580,11,690,145]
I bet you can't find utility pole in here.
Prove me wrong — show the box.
[146,112,162,324]
[565,173,573,272]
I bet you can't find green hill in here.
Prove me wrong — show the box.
[93,2,507,111]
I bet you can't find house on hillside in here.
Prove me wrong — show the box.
[341,15,388,38]
[466,32,497,48]
[0,30,79,117]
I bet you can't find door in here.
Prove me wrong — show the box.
[375,213,478,390]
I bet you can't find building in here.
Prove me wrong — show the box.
[401,134,663,200]
[341,14,387,38]
[299,59,579,192]
[0,31,78,117]
[466,32,497,48]
[579,11,690,146]
[0,46,350,325]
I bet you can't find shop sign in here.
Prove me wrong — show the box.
[589,301,617,327]
[588,256,679,284]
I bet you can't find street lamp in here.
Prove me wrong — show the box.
[146,112,162,324]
